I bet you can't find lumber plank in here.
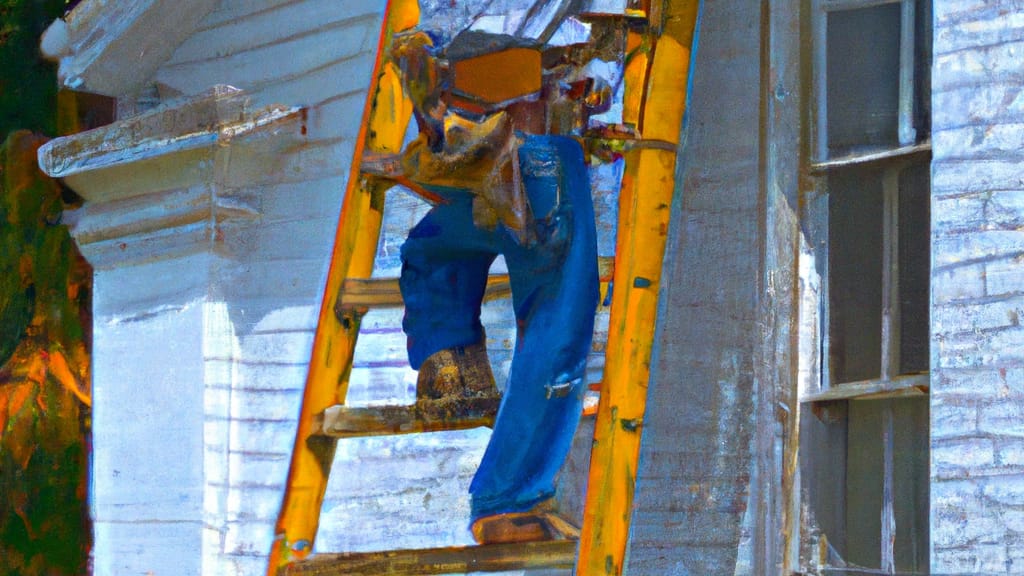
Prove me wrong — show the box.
[280,540,577,575]
[314,403,498,438]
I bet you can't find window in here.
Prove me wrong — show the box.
[800,0,932,573]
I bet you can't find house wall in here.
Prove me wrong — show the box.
[91,255,212,576]
[146,3,394,572]
[930,1,1024,573]
[38,84,322,576]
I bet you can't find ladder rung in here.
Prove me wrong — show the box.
[318,391,604,437]
[279,539,577,575]
[339,256,615,309]
[339,275,513,309]
[577,10,650,23]
[314,402,498,438]
[359,152,403,178]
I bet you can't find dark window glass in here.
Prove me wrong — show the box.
[845,397,929,571]
[826,4,901,155]
[913,0,933,140]
[898,161,930,374]
[829,166,884,383]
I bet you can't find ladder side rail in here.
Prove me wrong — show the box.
[577,2,702,574]
[267,1,419,572]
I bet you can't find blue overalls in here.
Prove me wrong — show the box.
[399,134,600,521]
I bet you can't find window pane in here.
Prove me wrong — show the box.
[899,160,930,374]
[846,397,929,571]
[800,403,849,560]
[829,166,883,384]
[893,396,930,572]
[826,3,901,155]
[845,400,884,568]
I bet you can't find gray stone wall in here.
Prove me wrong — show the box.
[930,2,1024,573]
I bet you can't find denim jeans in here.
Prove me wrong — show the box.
[399,134,599,520]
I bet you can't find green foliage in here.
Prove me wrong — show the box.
[0,128,59,365]
[0,0,67,136]
[0,2,91,573]
[0,386,89,576]
[0,251,32,366]
[0,131,91,576]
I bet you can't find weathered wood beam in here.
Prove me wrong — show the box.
[314,403,497,438]
[279,540,578,575]
[316,390,607,437]
[821,568,934,576]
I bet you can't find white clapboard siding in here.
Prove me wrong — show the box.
[248,177,350,225]
[156,14,379,102]
[316,430,493,554]
[302,90,371,142]
[168,0,381,65]
[198,0,370,33]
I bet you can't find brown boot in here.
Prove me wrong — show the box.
[415,340,501,421]
[470,499,580,545]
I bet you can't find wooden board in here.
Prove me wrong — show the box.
[315,404,497,438]
[279,540,577,575]
[800,373,929,403]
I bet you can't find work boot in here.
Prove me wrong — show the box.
[415,340,501,421]
[470,498,580,545]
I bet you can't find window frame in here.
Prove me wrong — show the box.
[805,0,932,402]
[799,0,933,573]
[812,0,922,164]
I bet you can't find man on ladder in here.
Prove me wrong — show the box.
[270,1,700,572]
[375,5,614,545]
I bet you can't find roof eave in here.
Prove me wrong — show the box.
[40,0,219,97]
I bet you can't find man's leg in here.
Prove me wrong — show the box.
[400,196,501,415]
[469,135,600,536]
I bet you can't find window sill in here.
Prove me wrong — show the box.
[817,567,932,575]
[800,373,929,403]
[810,141,931,173]
[821,0,907,12]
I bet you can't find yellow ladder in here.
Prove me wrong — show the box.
[267,1,699,574]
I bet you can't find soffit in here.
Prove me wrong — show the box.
[40,0,219,97]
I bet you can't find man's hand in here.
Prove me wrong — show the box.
[360,152,405,179]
